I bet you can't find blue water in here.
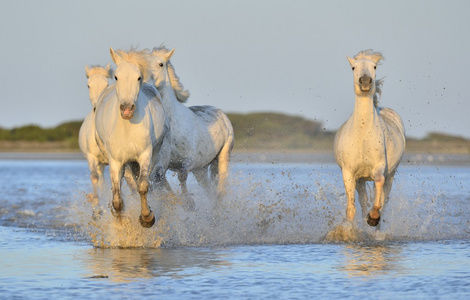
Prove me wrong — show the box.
[0,157,469,298]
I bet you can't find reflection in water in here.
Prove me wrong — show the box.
[337,244,405,277]
[78,247,230,283]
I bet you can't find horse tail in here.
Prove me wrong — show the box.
[215,113,235,199]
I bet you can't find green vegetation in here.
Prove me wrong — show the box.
[0,121,82,142]
[0,121,82,151]
[0,113,468,154]
[228,112,333,150]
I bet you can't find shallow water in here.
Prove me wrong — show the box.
[0,158,469,298]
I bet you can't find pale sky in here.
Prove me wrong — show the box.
[0,0,469,138]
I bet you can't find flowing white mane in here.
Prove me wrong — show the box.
[151,46,190,103]
[114,48,152,83]
[86,65,113,78]
[374,78,384,108]
[353,49,384,64]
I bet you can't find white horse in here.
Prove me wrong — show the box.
[334,50,405,229]
[94,48,171,228]
[147,47,234,201]
[79,65,112,210]
[79,64,137,213]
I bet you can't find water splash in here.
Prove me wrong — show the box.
[62,164,470,247]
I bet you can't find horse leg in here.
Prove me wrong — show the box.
[123,163,138,193]
[378,172,396,225]
[86,156,100,209]
[356,179,369,223]
[109,160,124,215]
[153,167,175,196]
[383,171,396,205]
[342,171,357,222]
[178,170,189,196]
[176,170,196,210]
[210,157,218,182]
[97,163,105,189]
[215,143,231,199]
[136,156,155,228]
[367,172,385,227]
[194,167,211,192]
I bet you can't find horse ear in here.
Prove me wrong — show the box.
[164,48,175,61]
[85,65,90,76]
[105,63,110,71]
[110,48,121,64]
[347,57,355,68]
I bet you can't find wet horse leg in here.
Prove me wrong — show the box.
[177,169,195,211]
[342,171,357,222]
[178,170,189,196]
[194,167,211,193]
[209,157,218,182]
[123,163,138,193]
[137,156,155,228]
[87,156,100,209]
[109,159,124,215]
[154,167,175,196]
[367,172,385,227]
[356,180,369,223]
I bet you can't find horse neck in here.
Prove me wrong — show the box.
[157,74,180,115]
[352,94,380,129]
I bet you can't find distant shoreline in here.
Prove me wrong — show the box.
[1,151,469,166]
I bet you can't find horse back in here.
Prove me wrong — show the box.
[189,105,234,159]
[189,105,223,123]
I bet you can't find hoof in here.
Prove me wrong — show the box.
[110,202,123,217]
[110,207,121,218]
[139,210,155,228]
[367,213,380,227]
[112,200,123,213]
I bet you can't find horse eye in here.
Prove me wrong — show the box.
[159,63,164,67]
[138,77,142,81]
[87,85,90,89]
[374,66,377,69]
[114,76,118,81]
[352,67,355,71]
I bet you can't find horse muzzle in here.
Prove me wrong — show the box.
[358,75,373,92]
[120,104,136,120]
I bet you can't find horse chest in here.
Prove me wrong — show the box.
[106,125,151,157]
[336,124,387,178]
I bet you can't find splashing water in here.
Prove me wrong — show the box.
[66,163,470,248]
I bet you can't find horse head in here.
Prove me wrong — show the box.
[85,64,112,111]
[110,48,149,120]
[148,47,175,91]
[347,50,383,96]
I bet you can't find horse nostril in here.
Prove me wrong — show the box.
[359,75,372,85]
[120,104,125,110]
[131,104,135,110]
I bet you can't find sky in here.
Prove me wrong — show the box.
[0,0,469,139]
